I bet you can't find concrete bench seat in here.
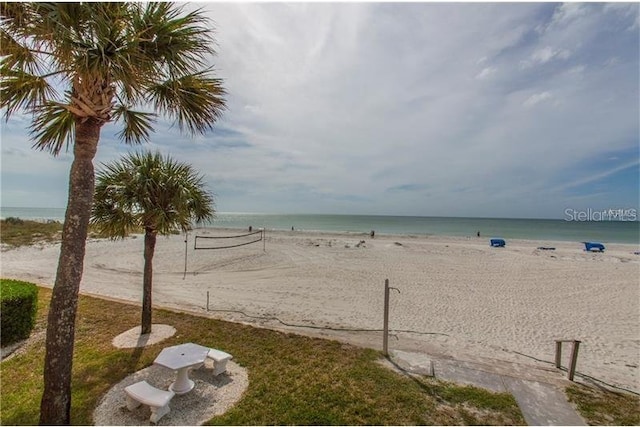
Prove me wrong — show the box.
[207,348,233,376]
[124,380,175,423]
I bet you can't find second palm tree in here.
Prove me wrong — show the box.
[91,151,215,334]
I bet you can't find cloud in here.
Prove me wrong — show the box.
[520,46,572,69]
[475,67,497,80]
[550,3,589,27]
[1,2,638,219]
[523,91,553,107]
[551,158,640,196]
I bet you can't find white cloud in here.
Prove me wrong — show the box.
[520,46,572,68]
[475,66,497,80]
[550,3,589,27]
[523,91,553,108]
[533,46,557,63]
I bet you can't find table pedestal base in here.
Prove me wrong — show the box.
[169,368,195,394]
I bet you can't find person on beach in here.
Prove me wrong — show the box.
[477,231,480,237]
[370,230,375,238]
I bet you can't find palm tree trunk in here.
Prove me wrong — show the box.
[141,227,157,335]
[39,121,100,425]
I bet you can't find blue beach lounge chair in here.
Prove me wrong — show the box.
[490,238,506,247]
[583,242,605,252]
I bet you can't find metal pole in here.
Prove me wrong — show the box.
[263,229,266,252]
[183,231,188,280]
[568,340,581,381]
[206,291,210,311]
[383,279,390,356]
[555,340,562,369]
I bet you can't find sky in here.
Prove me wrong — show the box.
[1,2,639,219]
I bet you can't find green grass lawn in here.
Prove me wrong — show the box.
[1,286,526,425]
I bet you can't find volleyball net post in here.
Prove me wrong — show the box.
[183,231,188,280]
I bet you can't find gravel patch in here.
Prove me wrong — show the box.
[112,324,176,348]
[93,359,248,425]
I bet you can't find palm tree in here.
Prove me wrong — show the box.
[91,151,215,336]
[1,3,225,424]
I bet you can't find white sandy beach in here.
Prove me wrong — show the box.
[1,229,638,392]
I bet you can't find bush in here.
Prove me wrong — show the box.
[1,279,38,346]
[4,217,24,225]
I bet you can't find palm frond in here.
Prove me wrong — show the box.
[29,102,75,155]
[111,106,156,145]
[9,3,88,69]
[131,3,214,75]
[79,3,130,76]
[0,29,44,75]
[1,68,57,117]
[91,160,142,238]
[112,2,216,101]
[0,3,32,35]
[150,70,226,135]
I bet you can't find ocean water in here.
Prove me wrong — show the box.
[2,207,638,244]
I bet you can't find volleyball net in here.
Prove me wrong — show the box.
[194,229,264,250]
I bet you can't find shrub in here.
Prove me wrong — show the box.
[1,279,38,346]
[4,217,24,225]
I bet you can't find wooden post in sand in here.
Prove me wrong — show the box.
[383,279,390,356]
[555,339,581,381]
[555,340,562,369]
[568,340,581,381]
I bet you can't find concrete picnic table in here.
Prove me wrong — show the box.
[154,343,210,394]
